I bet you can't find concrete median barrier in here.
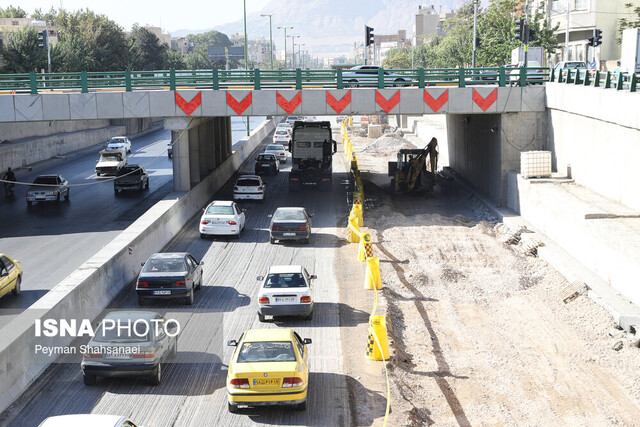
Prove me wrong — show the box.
[0,117,277,413]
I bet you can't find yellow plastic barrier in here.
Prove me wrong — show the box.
[358,232,372,262]
[347,213,360,243]
[353,203,364,227]
[364,256,381,290]
[365,315,390,361]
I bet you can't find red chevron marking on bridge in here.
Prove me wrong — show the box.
[175,92,202,116]
[276,91,302,115]
[375,90,400,113]
[226,92,253,115]
[326,91,352,114]
[473,88,497,111]
[423,89,449,112]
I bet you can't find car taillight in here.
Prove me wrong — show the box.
[321,178,331,181]
[282,377,304,388]
[234,186,239,191]
[84,352,103,358]
[298,225,307,230]
[257,186,263,191]
[175,280,187,287]
[227,220,237,225]
[290,177,299,181]
[137,281,148,287]
[133,351,155,358]
[272,226,280,230]
[201,220,210,225]
[259,297,270,304]
[300,296,312,303]
[230,378,250,389]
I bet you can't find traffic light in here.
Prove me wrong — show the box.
[514,20,524,41]
[528,28,536,42]
[475,36,481,47]
[365,26,374,46]
[37,30,48,51]
[594,29,602,47]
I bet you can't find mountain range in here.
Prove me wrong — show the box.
[172,0,464,57]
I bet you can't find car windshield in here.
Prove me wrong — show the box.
[206,205,234,215]
[92,319,150,343]
[117,167,140,176]
[264,273,306,288]
[142,258,187,273]
[110,138,126,143]
[236,341,297,363]
[100,153,121,160]
[33,176,58,185]
[566,62,585,68]
[257,154,275,161]
[237,178,260,187]
[275,131,289,136]
[273,209,306,221]
[266,145,283,151]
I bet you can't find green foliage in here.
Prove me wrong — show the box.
[166,49,186,69]
[0,5,27,18]
[128,24,169,70]
[382,48,412,68]
[618,2,640,44]
[184,30,233,70]
[0,27,46,73]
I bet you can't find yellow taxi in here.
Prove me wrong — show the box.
[226,328,311,413]
[0,254,22,300]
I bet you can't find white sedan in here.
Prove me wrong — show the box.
[276,122,293,134]
[199,200,246,238]
[265,144,287,163]
[233,175,266,202]
[105,136,132,154]
[257,265,315,322]
[272,130,291,146]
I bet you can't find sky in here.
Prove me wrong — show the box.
[0,0,271,33]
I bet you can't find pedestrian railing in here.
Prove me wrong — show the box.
[0,66,553,95]
[549,68,638,92]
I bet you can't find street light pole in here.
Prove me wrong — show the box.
[289,35,300,68]
[564,0,570,61]
[298,43,305,68]
[261,13,275,69]
[243,0,249,135]
[472,0,478,68]
[277,26,293,68]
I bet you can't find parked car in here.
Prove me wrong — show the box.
[276,122,293,135]
[38,414,142,427]
[114,164,149,194]
[0,253,21,300]
[273,129,292,146]
[479,64,517,81]
[265,144,287,163]
[226,328,312,413]
[105,136,132,154]
[342,65,412,87]
[269,207,312,244]
[136,252,203,305]
[286,116,299,125]
[81,311,178,386]
[26,175,70,206]
[167,142,173,158]
[254,153,279,175]
[511,60,546,83]
[256,265,315,322]
[96,150,126,176]
[234,175,266,202]
[553,61,588,71]
[200,200,246,238]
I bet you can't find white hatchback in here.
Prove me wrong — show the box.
[265,144,287,163]
[233,175,266,202]
[199,200,246,238]
[257,265,315,322]
[272,130,291,146]
[276,122,293,135]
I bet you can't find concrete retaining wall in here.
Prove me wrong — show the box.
[0,118,276,413]
[0,119,111,141]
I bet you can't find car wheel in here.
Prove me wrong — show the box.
[65,190,70,201]
[295,400,306,411]
[150,363,162,386]
[303,237,310,244]
[394,78,404,87]
[114,188,119,195]
[83,373,97,386]
[258,312,266,323]
[270,236,275,244]
[137,296,147,306]
[145,179,150,190]
[228,401,239,413]
[200,233,206,239]
[27,201,32,207]
[185,289,194,305]
[56,193,60,202]
[12,276,21,296]
[139,183,144,191]
[304,310,313,321]
[170,341,178,359]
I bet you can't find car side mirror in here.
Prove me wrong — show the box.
[140,262,145,267]
[0,271,7,277]
[309,214,314,218]
[303,338,312,345]
[267,214,273,218]
[168,324,178,333]
[257,275,264,281]
[310,275,317,280]
[199,261,204,266]
[227,340,238,347]
[242,208,247,213]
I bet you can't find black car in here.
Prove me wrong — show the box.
[254,153,279,175]
[269,207,312,244]
[136,252,203,305]
[81,310,178,386]
[114,164,149,194]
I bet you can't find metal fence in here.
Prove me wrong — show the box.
[549,68,638,92]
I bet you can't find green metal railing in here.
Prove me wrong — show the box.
[549,68,638,92]
[0,66,553,94]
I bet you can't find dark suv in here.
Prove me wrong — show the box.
[254,153,279,175]
[114,164,149,194]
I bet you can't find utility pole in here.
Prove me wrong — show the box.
[277,26,293,68]
[261,13,275,69]
[524,0,530,67]
[243,0,249,136]
[564,0,570,61]
[289,35,299,68]
[472,0,478,68]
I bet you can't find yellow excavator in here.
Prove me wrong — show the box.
[388,137,438,193]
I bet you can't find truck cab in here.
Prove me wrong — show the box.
[288,121,336,191]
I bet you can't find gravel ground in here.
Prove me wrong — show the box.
[348,128,640,426]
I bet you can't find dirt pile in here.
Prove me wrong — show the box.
[362,133,416,155]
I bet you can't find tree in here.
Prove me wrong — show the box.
[382,48,412,68]
[128,24,169,70]
[166,49,186,69]
[0,27,47,73]
[0,5,27,18]
[618,2,640,44]
[184,30,233,69]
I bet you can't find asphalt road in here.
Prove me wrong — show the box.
[1,122,354,426]
[0,118,265,329]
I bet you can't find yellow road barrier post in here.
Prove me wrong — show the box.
[364,256,381,290]
[347,213,360,243]
[365,315,390,361]
[358,232,372,262]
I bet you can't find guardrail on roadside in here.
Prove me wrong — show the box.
[549,68,638,92]
[0,66,551,94]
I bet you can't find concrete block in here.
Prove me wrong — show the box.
[123,92,150,118]
[301,90,326,115]
[149,91,176,117]
[496,87,521,113]
[399,88,423,114]
[367,124,382,138]
[351,89,375,115]
[14,95,43,121]
[251,90,277,116]
[69,93,98,119]
[326,89,353,115]
[274,89,302,116]
[521,86,545,111]
[448,88,472,113]
[41,94,70,121]
[0,96,15,122]
[423,88,450,114]
[471,87,498,114]
[226,90,254,116]
[374,88,401,115]
[96,92,124,119]
[200,90,227,116]
[174,90,202,117]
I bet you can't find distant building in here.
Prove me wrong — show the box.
[231,34,275,65]
[144,26,172,46]
[171,37,193,55]
[0,18,59,69]
[374,30,411,61]
[414,4,455,45]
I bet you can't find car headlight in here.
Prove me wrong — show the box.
[27,192,33,196]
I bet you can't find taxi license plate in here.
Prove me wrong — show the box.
[153,290,171,295]
[106,353,131,359]
[275,297,295,303]
[253,378,280,386]
[283,232,295,236]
